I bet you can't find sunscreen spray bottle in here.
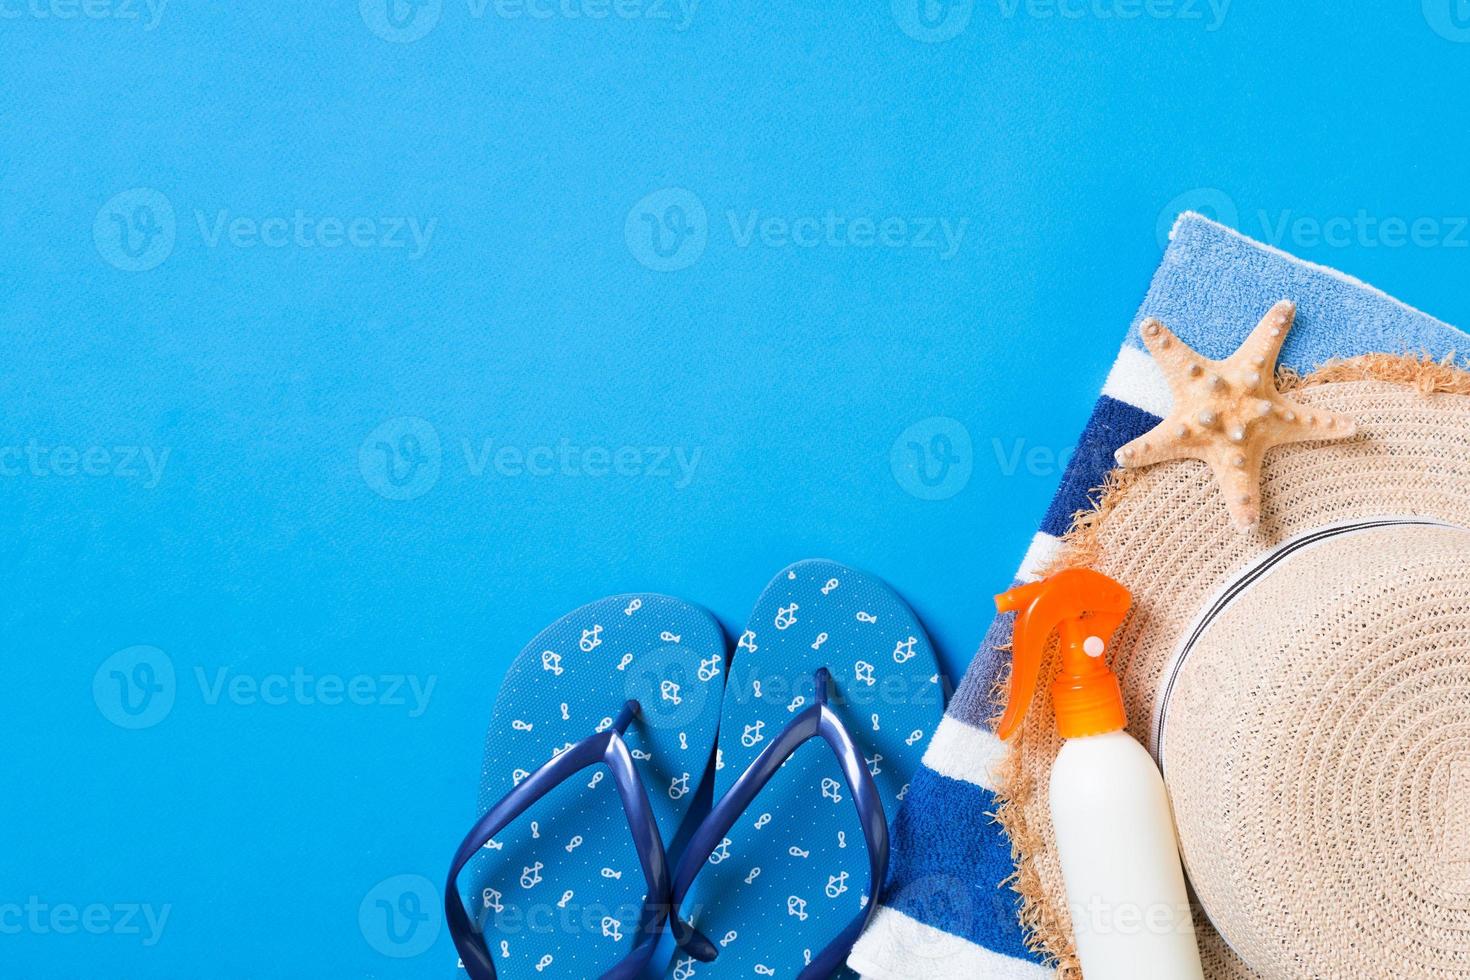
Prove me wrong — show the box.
[995,568,1204,980]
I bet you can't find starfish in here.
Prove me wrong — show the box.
[1113,300,1357,529]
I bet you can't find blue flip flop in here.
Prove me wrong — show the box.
[667,560,947,978]
[446,594,727,979]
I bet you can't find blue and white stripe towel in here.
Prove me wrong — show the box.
[847,213,1469,979]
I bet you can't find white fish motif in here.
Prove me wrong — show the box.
[616,653,634,671]
[786,696,805,713]
[511,769,530,786]
[867,753,883,777]
[826,871,850,898]
[580,625,603,651]
[482,838,504,851]
[669,772,690,800]
[906,729,925,746]
[673,958,696,980]
[742,721,766,747]
[631,749,652,761]
[745,867,762,884]
[837,831,847,849]
[557,890,573,908]
[893,636,918,663]
[854,661,876,686]
[709,837,732,864]
[738,630,758,653]
[587,770,605,789]
[520,862,543,888]
[512,719,533,731]
[601,867,622,880]
[786,896,809,921]
[623,597,643,616]
[754,812,771,829]
[601,917,623,941]
[774,603,799,630]
[719,930,737,947]
[534,955,553,972]
[821,777,843,804]
[659,630,682,643]
[788,846,810,858]
[560,702,570,721]
[697,653,723,682]
[483,888,503,912]
[566,836,584,853]
[500,940,510,958]
[661,680,682,706]
[756,967,775,977]
[856,610,878,624]
[810,632,829,651]
[541,650,564,676]
[821,578,839,595]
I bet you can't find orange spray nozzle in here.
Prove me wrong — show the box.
[994,568,1133,741]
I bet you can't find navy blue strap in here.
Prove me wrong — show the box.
[669,668,890,979]
[444,701,670,980]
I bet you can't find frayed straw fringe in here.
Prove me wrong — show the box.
[987,352,1469,976]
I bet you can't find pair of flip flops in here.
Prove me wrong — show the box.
[446,560,946,979]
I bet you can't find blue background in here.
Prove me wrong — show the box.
[3,1,1469,976]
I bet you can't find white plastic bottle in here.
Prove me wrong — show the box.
[995,568,1204,980]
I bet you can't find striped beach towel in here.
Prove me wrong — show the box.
[847,212,1470,979]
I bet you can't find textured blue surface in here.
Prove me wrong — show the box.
[5,4,1470,977]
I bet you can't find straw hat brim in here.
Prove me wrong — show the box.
[1001,365,1470,979]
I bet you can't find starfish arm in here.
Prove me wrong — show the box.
[1203,445,1265,528]
[1139,317,1211,398]
[1264,398,1358,447]
[1113,416,1200,469]
[1233,300,1297,378]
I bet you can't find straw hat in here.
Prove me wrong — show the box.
[999,335,1470,978]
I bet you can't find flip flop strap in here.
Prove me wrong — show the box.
[669,668,889,980]
[444,703,670,980]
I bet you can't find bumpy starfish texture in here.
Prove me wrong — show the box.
[1113,300,1357,529]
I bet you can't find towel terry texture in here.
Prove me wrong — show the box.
[847,212,1470,980]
